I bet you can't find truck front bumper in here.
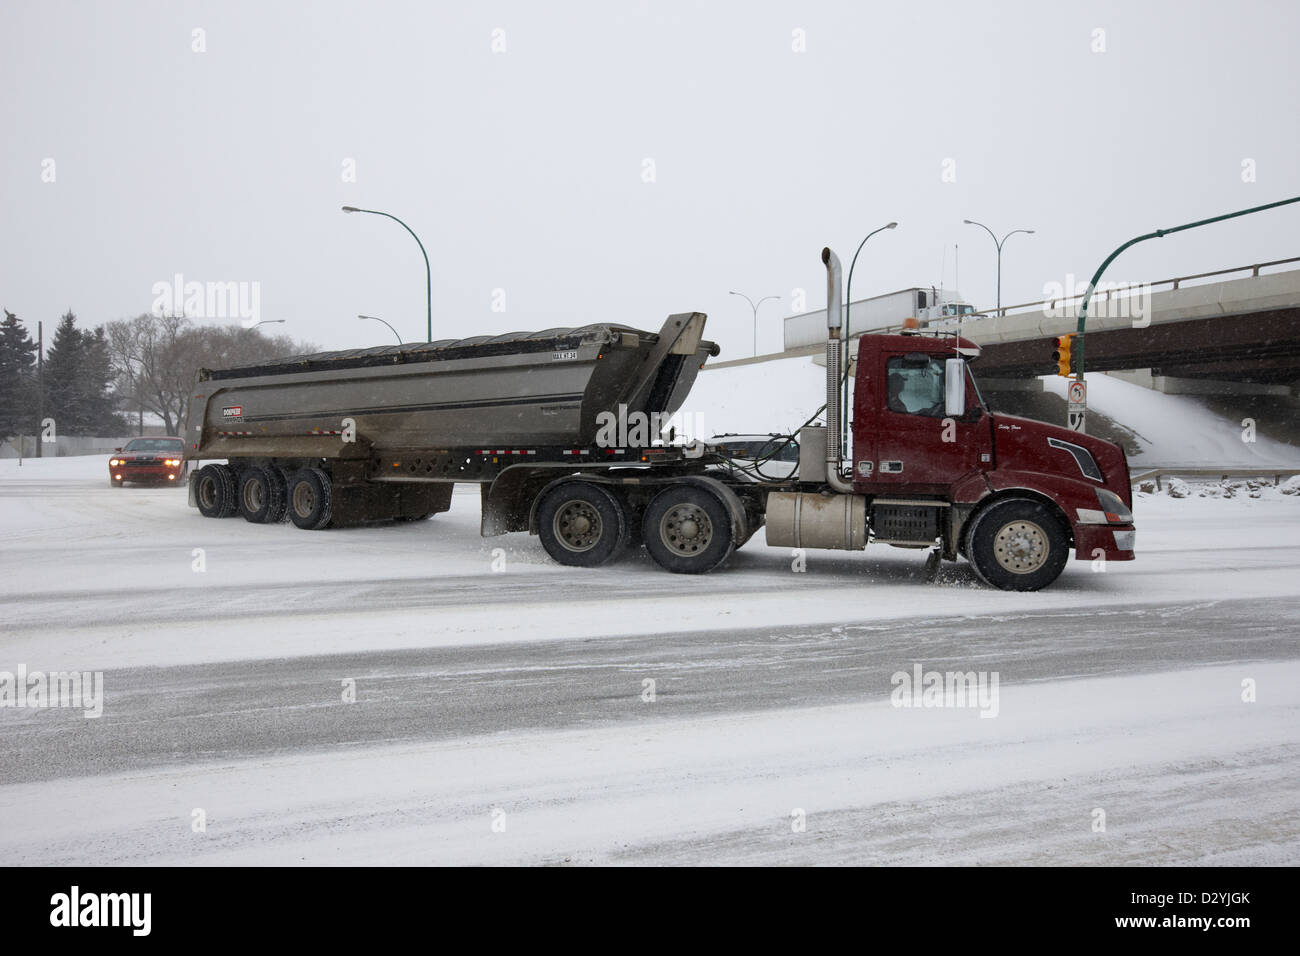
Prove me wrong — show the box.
[1074,523,1136,561]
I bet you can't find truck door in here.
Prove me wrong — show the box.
[860,350,983,495]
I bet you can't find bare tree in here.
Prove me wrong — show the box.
[105,315,314,434]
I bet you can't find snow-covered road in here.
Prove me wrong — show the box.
[1,456,1297,864]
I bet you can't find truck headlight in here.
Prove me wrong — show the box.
[1094,488,1133,524]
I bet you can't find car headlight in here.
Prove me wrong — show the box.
[110,459,121,466]
[1094,488,1133,523]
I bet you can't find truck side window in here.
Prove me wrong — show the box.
[886,357,947,418]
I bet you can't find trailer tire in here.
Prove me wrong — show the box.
[536,480,626,567]
[965,497,1068,592]
[238,466,286,524]
[287,467,333,530]
[642,484,735,574]
[195,464,237,518]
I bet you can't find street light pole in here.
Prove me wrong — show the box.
[963,219,1034,315]
[342,206,432,343]
[844,221,898,341]
[728,291,780,357]
[841,221,897,451]
[249,319,285,330]
[358,314,403,344]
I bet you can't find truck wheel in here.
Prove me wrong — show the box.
[195,464,237,518]
[266,468,289,522]
[642,485,735,574]
[238,466,286,524]
[965,498,1069,592]
[287,467,333,530]
[536,480,626,567]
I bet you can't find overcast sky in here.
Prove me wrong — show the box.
[3,0,1298,358]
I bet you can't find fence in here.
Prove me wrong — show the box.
[0,434,167,459]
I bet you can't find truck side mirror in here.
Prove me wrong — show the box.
[944,358,966,418]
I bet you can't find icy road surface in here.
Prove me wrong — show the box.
[1,456,1298,865]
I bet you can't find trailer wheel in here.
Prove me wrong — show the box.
[536,480,626,567]
[642,485,735,574]
[195,464,237,518]
[287,467,333,530]
[238,466,286,524]
[965,497,1069,591]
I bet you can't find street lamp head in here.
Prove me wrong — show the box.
[886,222,898,229]
[1026,229,1037,234]
[341,206,359,213]
[962,219,974,225]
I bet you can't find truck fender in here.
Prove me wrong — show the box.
[523,471,621,536]
[521,472,748,547]
[967,474,1078,546]
[649,474,749,547]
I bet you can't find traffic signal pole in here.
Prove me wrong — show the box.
[1069,195,1300,432]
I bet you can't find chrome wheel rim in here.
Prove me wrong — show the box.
[243,479,264,512]
[993,519,1049,574]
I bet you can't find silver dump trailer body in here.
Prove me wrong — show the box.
[185,313,722,529]
[189,313,717,460]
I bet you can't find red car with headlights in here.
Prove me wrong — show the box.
[109,437,188,487]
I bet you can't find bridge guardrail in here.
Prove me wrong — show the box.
[1131,466,1297,490]
[963,255,1300,320]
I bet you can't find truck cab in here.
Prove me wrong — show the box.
[852,331,1134,586]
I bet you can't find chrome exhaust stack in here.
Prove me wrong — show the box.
[822,247,854,492]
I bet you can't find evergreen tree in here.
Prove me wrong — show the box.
[0,310,38,444]
[42,310,126,436]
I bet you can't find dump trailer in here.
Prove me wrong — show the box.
[185,253,1136,590]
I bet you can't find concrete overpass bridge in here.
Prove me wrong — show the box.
[953,256,1300,391]
[733,257,1300,397]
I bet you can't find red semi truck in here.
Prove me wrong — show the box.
[184,247,1134,590]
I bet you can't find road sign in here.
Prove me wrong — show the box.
[1067,380,1087,405]
[1068,410,1086,432]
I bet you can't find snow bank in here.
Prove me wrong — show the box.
[1045,373,1300,468]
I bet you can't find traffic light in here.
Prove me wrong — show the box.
[1053,334,1075,377]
